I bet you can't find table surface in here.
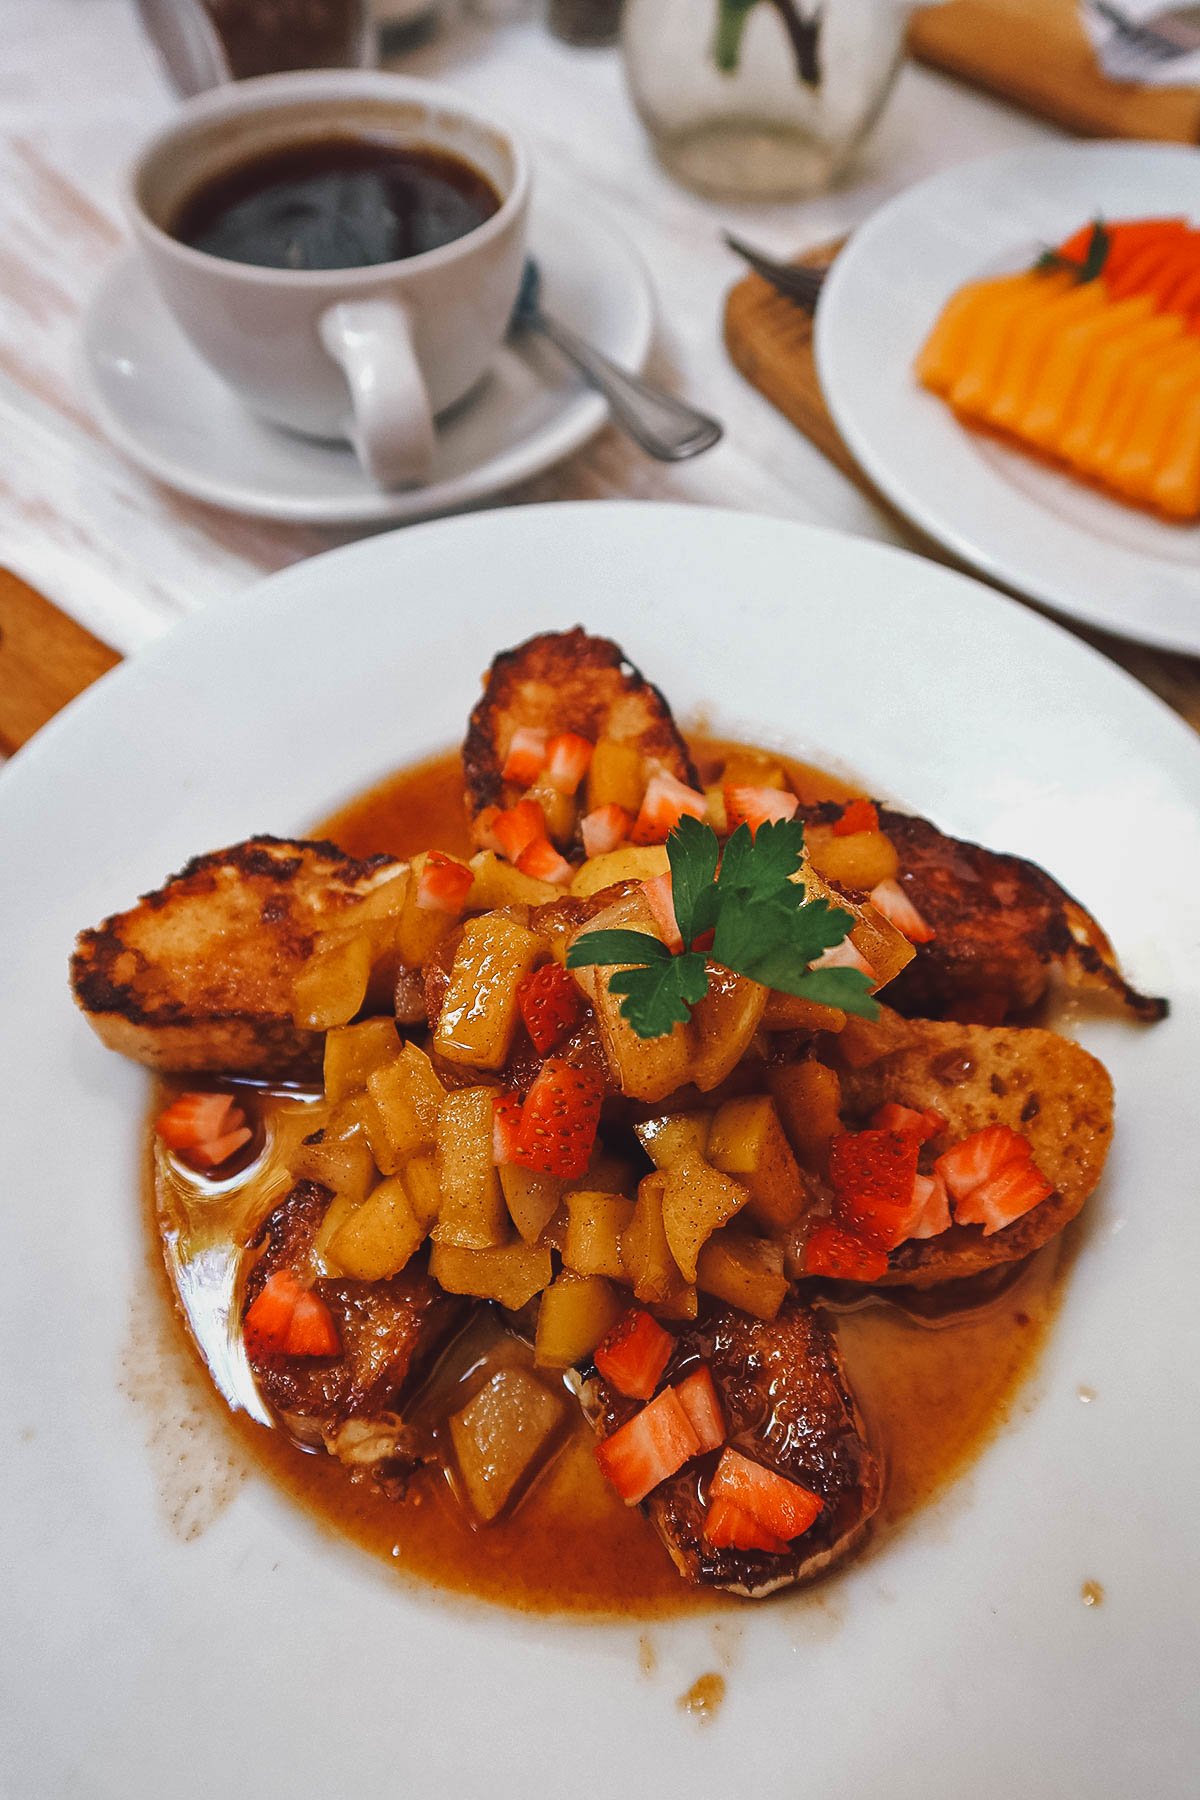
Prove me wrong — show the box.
[1,0,1197,724]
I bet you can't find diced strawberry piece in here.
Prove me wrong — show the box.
[544,732,593,795]
[581,803,631,858]
[595,1387,700,1505]
[829,1128,921,1249]
[833,798,880,837]
[935,1125,1031,1202]
[724,784,799,837]
[702,1496,790,1555]
[673,1365,725,1454]
[708,1447,822,1542]
[954,1159,1054,1236]
[244,1270,340,1360]
[516,836,573,885]
[416,850,474,914]
[472,805,504,854]
[493,798,547,864]
[156,1090,242,1153]
[284,1288,341,1357]
[869,878,935,944]
[188,1125,253,1170]
[631,772,708,845]
[514,1059,604,1179]
[803,1221,889,1282]
[501,726,548,786]
[907,1171,952,1240]
[869,1102,945,1144]
[594,1308,674,1400]
[517,961,581,1054]
[492,1090,525,1165]
[812,936,877,980]
[642,870,684,954]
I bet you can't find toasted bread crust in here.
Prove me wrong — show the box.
[803,800,1166,1025]
[832,1013,1114,1286]
[462,627,698,822]
[70,836,403,1079]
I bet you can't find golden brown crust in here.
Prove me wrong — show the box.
[462,627,698,821]
[70,836,403,1079]
[802,801,1166,1026]
[831,1012,1114,1286]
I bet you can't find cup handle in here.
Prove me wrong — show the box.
[318,298,435,489]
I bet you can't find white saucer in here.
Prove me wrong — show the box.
[80,187,653,525]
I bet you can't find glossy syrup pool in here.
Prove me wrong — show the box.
[149,742,1068,1617]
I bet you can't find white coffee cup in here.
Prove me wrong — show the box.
[128,70,530,488]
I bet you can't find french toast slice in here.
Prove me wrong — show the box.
[830,1011,1114,1286]
[581,1301,881,1597]
[462,627,698,829]
[70,836,405,1079]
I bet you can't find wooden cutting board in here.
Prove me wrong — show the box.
[0,568,121,755]
[722,246,1200,731]
[910,0,1200,144]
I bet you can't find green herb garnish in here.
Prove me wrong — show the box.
[566,815,879,1039]
[1036,219,1110,282]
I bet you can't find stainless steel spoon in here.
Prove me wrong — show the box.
[511,260,723,462]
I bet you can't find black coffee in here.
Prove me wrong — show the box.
[172,136,502,271]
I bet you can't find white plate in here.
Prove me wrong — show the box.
[79,185,652,525]
[2,503,1198,1800]
[816,141,1200,655]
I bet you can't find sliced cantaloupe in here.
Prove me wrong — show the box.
[983,280,1106,433]
[1150,389,1200,518]
[1110,344,1200,502]
[945,273,1067,417]
[1016,293,1154,450]
[915,274,1029,396]
[1059,313,1184,471]
[1087,336,1200,486]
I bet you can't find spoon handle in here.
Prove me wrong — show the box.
[530,311,723,462]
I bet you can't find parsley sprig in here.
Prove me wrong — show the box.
[565,815,879,1039]
[1036,219,1110,282]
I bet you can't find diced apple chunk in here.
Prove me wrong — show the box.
[620,1172,688,1308]
[707,1094,808,1230]
[434,914,544,1069]
[401,1150,442,1227]
[500,1164,565,1245]
[365,1043,445,1173]
[327,1175,428,1281]
[587,738,644,814]
[570,891,692,1102]
[806,825,900,892]
[291,1129,377,1206]
[393,853,463,967]
[660,1155,750,1282]
[449,1368,565,1522]
[429,1241,554,1310]
[322,1017,401,1103]
[569,843,668,898]
[635,1111,711,1170]
[687,966,767,1091]
[468,851,561,910]
[291,933,372,1029]
[767,1060,843,1171]
[534,1274,625,1369]
[696,1230,788,1320]
[435,1086,509,1248]
[563,1191,635,1279]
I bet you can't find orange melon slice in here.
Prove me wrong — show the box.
[946,273,1068,418]
[983,280,1107,432]
[1150,390,1200,518]
[915,274,1029,396]
[1110,345,1200,502]
[1058,313,1184,470]
[1017,293,1154,450]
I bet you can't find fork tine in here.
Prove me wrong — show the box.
[723,231,827,311]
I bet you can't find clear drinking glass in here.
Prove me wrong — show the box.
[620,0,911,201]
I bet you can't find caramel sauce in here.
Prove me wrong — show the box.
[149,740,1067,1617]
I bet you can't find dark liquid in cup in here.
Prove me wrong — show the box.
[172,136,502,271]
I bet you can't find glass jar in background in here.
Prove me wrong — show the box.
[547,0,622,46]
[620,0,911,201]
[200,0,376,78]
